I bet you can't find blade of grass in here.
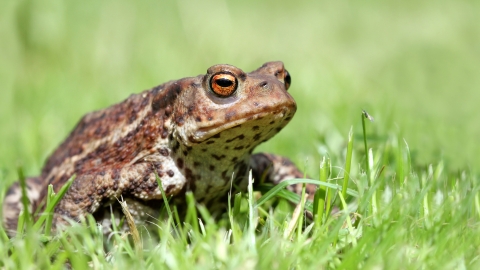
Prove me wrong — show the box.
[338,191,357,247]
[16,210,25,236]
[368,148,378,226]
[229,192,243,242]
[475,192,480,220]
[296,162,309,239]
[255,178,359,209]
[296,182,307,239]
[314,156,329,228]
[247,170,257,253]
[422,172,431,229]
[325,179,334,218]
[342,126,354,206]
[228,173,243,242]
[173,204,187,242]
[0,224,8,243]
[284,196,306,240]
[185,191,200,235]
[18,167,32,233]
[396,136,405,185]
[33,177,74,232]
[404,138,412,179]
[0,172,9,242]
[362,110,374,183]
[155,173,180,238]
[314,196,325,228]
[44,185,54,236]
[118,197,143,255]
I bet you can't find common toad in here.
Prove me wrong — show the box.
[3,61,312,234]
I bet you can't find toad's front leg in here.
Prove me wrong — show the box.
[52,162,184,228]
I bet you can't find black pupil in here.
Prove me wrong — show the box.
[216,78,233,87]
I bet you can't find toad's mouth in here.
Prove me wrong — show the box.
[187,105,295,144]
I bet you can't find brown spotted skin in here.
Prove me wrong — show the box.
[3,61,310,235]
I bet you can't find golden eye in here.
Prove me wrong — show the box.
[284,70,291,90]
[210,73,238,97]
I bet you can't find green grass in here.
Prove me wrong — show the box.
[1,0,480,269]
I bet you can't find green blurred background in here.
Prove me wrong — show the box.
[1,0,479,183]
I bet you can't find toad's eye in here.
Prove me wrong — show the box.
[210,73,238,97]
[284,70,291,90]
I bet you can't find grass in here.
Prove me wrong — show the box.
[1,0,480,269]
[2,115,479,269]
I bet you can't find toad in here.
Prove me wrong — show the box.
[3,61,312,234]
